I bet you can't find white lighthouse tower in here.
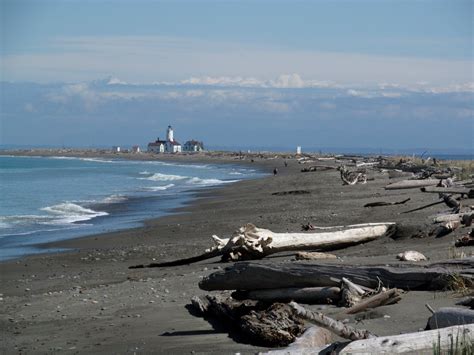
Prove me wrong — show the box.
[166,125,174,142]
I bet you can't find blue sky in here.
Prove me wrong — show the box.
[1,0,473,152]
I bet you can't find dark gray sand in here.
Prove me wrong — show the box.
[1,152,472,354]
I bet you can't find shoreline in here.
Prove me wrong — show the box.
[0,151,272,262]
[1,150,472,354]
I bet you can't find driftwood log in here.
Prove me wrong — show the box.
[433,212,474,223]
[264,326,333,355]
[207,223,395,262]
[190,295,305,347]
[295,251,337,260]
[340,277,367,307]
[289,302,374,341]
[338,166,367,185]
[345,288,402,314]
[328,324,474,354]
[421,186,474,198]
[385,178,440,190]
[426,307,474,329]
[232,286,341,304]
[199,260,474,291]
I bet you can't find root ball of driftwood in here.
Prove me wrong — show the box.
[189,295,305,347]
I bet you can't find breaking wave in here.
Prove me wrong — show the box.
[142,184,175,191]
[139,173,188,181]
[186,177,239,186]
[41,203,108,224]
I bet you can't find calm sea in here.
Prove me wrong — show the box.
[0,156,263,260]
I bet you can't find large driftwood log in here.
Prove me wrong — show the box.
[421,186,474,198]
[426,307,474,329]
[345,289,402,314]
[289,302,374,340]
[199,260,474,291]
[331,324,474,354]
[190,295,305,347]
[385,179,440,190]
[208,223,395,261]
[129,222,394,268]
[232,286,341,304]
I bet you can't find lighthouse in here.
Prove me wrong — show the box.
[166,125,174,142]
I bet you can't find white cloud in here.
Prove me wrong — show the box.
[2,35,472,87]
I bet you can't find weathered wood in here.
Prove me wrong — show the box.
[397,250,427,261]
[431,220,461,238]
[426,307,474,329]
[289,302,374,340]
[199,261,474,291]
[208,223,395,262]
[433,212,474,223]
[263,326,333,354]
[364,198,410,208]
[190,295,305,347]
[333,324,474,354]
[340,277,366,307]
[345,289,402,314]
[421,186,474,198]
[456,297,474,309]
[232,286,341,304]
[338,166,367,185]
[385,178,440,190]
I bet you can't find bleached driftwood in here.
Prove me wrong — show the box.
[289,302,374,340]
[330,324,474,354]
[345,289,402,314]
[207,222,395,262]
[338,166,367,185]
[295,251,337,260]
[385,179,440,190]
[431,220,461,238]
[397,250,427,261]
[130,222,395,268]
[433,212,473,223]
[232,286,341,304]
[426,307,474,329]
[340,277,366,307]
[199,260,474,291]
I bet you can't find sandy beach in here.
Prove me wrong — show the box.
[1,151,472,354]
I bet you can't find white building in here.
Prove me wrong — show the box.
[183,140,204,152]
[131,145,141,153]
[147,125,182,153]
[112,146,121,153]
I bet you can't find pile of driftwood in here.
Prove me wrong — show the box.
[191,258,474,351]
[192,258,474,353]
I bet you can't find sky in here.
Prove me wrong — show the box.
[1,0,473,153]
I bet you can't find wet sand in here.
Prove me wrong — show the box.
[1,152,472,354]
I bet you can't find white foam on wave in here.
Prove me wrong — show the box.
[139,173,188,181]
[229,172,243,175]
[101,194,128,203]
[51,156,115,163]
[41,202,108,224]
[139,170,151,175]
[142,184,175,191]
[186,177,239,186]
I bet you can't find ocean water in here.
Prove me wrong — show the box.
[0,156,263,260]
